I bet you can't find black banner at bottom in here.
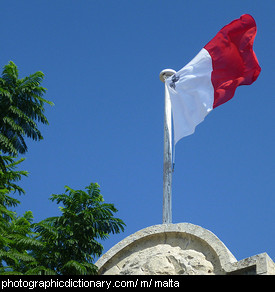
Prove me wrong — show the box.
[0,274,271,290]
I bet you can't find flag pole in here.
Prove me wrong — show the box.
[160,69,176,224]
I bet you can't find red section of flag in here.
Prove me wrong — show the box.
[204,14,261,109]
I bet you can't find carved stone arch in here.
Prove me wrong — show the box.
[96,223,238,275]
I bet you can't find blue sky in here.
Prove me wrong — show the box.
[1,0,274,263]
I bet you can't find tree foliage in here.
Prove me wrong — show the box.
[0,155,28,195]
[33,183,125,275]
[0,61,54,274]
[0,158,125,275]
[0,61,53,158]
[0,157,42,275]
[0,61,125,275]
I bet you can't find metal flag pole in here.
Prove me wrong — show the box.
[160,69,176,224]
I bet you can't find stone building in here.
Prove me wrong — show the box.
[96,223,275,275]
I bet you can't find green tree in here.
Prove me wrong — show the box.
[0,61,54,274]
[0,155,28,195]
[0,61,53,158]
[0,209,46,275]
[0,157,45,275]
[0,61,125,275]
[33,183,125,275]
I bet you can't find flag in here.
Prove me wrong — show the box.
[166,14,261,145]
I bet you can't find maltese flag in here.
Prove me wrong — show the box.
[166,14,261,145]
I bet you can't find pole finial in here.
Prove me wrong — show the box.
[159,69,176,83]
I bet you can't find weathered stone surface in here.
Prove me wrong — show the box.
[111,245,214,275]
[96,223,275,275]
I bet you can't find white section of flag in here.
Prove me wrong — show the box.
[165,48,214,144]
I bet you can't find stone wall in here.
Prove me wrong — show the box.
[96,223,275,275]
